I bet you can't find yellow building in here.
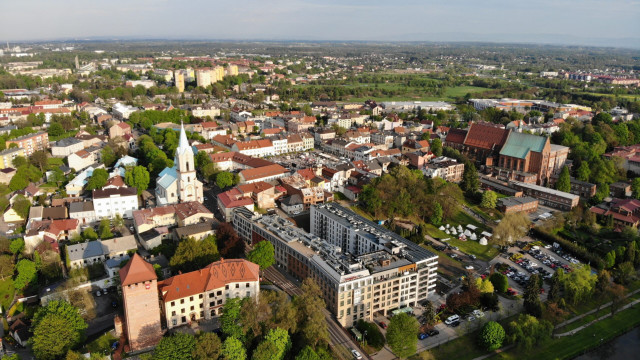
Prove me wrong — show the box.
[214,66,225,82]
[174,70,185,93]
[0,147,25,168]
[3,206,25,223]
[226,64,238,76]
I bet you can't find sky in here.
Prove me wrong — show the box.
[2,0,640,47]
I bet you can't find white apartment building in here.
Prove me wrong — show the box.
[93,187,139,219]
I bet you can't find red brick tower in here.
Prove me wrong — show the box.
[119,254,163,351]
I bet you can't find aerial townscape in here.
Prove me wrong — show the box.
[0,2,640,360]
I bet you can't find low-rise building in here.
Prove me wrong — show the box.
[509,181,579,211]
[159,259,260,329]
[0,168,16,185]
[67,145,102,171]
[0,147,25,168]
[173,220,218,241]
[133,202,213,234]
[51,137,84,157]
[497,196,539,214]
[69,201,96,225]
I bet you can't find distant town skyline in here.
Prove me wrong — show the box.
[2,0,640,48]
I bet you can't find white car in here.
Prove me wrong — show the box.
[465,265,474,270]
[351,349,362,359]
[444,314,460,325]
[473,309,485,318]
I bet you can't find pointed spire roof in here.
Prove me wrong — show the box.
[119,253,157,286]
[176,121,192,156]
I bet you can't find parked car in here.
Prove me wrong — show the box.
[418,333,428,340]
[96,290,102,297]
[427,329,440,336]
[351,350,363,360]
[379,321,387,329]
[444,315,460,325]
[472,309,485,318]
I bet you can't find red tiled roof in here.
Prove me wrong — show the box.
[158,259,259,302]
[464,122,509,150]
[445,128,468,145]
[120,253,157,286]
[237,181,273,195]
[240,164,287,181]
[296,168,316,181]
[174,202,212,220]
[105,176,126,188]
[217,188,254,208]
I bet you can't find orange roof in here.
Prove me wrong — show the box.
[296,168,316,181]
[174,201,212,220]
[35,100,62,106]
[119,253,157,286]
[240,164,288,181]
[105,176,126,188]
[158,259,259,302]
[237,181,273,194]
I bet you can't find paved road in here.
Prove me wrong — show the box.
[263,267,364,360]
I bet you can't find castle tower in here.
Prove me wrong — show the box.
[119,254,163,351]
[175,122,203,203]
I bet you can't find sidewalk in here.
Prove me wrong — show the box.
[554,296,640,337]
[555,287,640,330]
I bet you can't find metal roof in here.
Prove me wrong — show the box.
[499,132,548,159]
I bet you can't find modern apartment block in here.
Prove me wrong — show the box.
[232,203,438,328]
[5,131,49,156]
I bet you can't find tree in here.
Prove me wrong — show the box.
[480,191,498,209]
[9,238,24,255]
[430,202,443,226]
[98,219,113,240]
[30,150,49,172]
[493,212,530,246]
[193,332,221,360]
[607,283,626,316]
[506,314,553,351]
[295,346,321,360]
[47,122,64,137]
[386,313,419,359]
[125,165,151,194]
[252,328,291,360]
[31,300,88,360]
[576,162,591,182]
[561,264,597,305]
[216,171,234,189]
[478,321,505,351]
[101,145,116,167]
[430,138,443,157]
[221,337,245,360]
[422,300,435,326]
[461,162,479,194]
[490,273,509,293]
[632,178,640,200]
[216,222,245,258]
[616,262,636,285]
[475,278,495,293]
[153,332,196,360]
[82,227,98,241]
[523,274,543,318]
[14,259,37,290]
[86,168,109,190]
[294,278,330,348]
[169,236,219,272]
[555,166,571,192]
[2,354,20,360]
[8,172,28,191]
[548,270,563,303]
[12,195,31,219]
[248,241,275,271]
[221,298,244,340]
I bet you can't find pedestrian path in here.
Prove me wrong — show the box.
[554,296,640,337]
[555,287,640,329]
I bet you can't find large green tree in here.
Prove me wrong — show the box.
[461,162,479,194]
[31,301,88,360]
[506,314,553,351]
[555,167,571,193]
[169,236,219,272]
[478,321,505,351]
[523,274,543,318]
[14,259,37,290]
[430,138,443,157]
[216,171,234,189]
[252,328,291,360]
[86,168,109,190]
[480,190,498,209]
[221,337,246,360]
[153,333,196,360]
[125,165,151,194]
[192,332,221,360]
[247,240,275,270]
[221,298,244,340]
[492,212,531,246]
[294,278,330,348]
[386,313,419,359]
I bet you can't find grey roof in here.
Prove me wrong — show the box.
[101,235,137,255]
[53,137,83,147]
[106,255,129,269]
[499,196,538,207]
[281,194,303,206]
[174,221,217,239]
[69,201,94,213]
[67,241,104,262]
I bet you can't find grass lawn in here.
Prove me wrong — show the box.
[491,302,640,360]
[421,244,465,280]
[83,332,118,355]
[0,278,15,311]
[412,329,488,360]
[445,86,491,98]
[349,205,375,221]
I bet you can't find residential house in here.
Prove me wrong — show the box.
[0,147,25,168]
[217,188,255,222]
[109,122,132,139]
[51,137,84,157]
[67,145,102,171]
[93,187,139,219]
[69,201,96,225]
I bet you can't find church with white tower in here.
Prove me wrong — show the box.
[155,123,203,205]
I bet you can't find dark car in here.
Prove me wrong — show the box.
[427,329,440,336]
[451,321,461,327]
[379,321,387,329]
[418,333,429,340]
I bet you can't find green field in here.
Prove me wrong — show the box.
[445,86,491,98]
[0,278,15,312]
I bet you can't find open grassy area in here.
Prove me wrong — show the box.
[444,86,491,98]
[412,329,488,360]
[83,332,118,355]
[421,244,465,281]
[0,278,15,311]
[349,205,375,221]
[491,302,640,360]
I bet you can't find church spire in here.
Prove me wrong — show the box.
[176,121,191,156]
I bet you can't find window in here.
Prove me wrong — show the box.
[171,311,176,316]
[190,306,194,311]
[172,319,177,326]
[209,293,214,298]
[210,302,215,307]
[225,285,229,290]
[235,284,239,289]
[246,283,250,288]
[180,299,185,304]
[181,308,185,314]
[190,296,194,301]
